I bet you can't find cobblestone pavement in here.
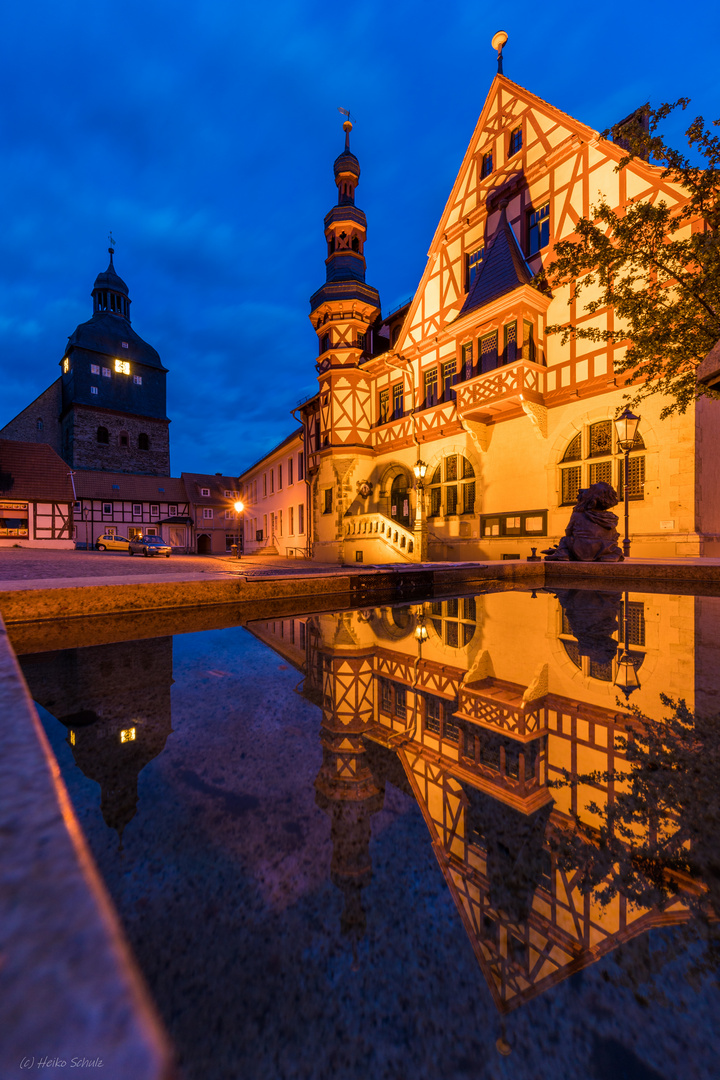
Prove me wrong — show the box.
[0,548,359,581]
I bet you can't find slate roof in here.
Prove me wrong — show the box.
[93,251,129,296]
[66,312,166,371]
[238,428,303,481]
[0,439,74,501]
[459,207,533,317]
[73,471,187,503]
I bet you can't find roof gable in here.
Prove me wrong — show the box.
[459,208,532,316]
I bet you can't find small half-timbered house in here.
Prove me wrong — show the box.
[0,439,74,548]
[72,471,191,551]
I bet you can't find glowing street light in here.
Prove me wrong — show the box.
[614,590,641,699]
[413,460,429,563]
[233,500,244,559]
[613,408,640,558]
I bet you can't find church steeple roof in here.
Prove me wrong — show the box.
[460,206,533,316]
[93,247,129,297]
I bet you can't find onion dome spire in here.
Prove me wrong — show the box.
[92,242,131,321]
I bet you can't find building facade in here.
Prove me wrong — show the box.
[1,247,170,477]
[72,473,191,551]
[238,429,308,556]
[297,77,720,563]
[0,439,75,548]
[181,473,243,555]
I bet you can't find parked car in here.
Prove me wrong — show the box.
[129,535,172,558]
[96,533,131,552]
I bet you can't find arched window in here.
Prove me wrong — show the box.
[428,454,475,517]
[559,599,646,682]
[96,426,109,444]
[138,433,149,451]
[428,597,477,647]
[559,422,645,505]
[119,431,129,448]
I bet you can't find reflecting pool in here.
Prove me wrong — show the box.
[16,585,720,1080]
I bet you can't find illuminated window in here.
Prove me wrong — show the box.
[528,203,550,255]
[69,730,76,745]
[90,363,100,375]
[115,359,130,375]
[428,455,475,517]
[62,358,70,373]
[559,426,646,505]
[120,728,136,743]
[508,126,522,156]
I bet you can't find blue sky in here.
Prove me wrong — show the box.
[1,0,718,476]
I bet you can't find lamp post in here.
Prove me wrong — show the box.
[413,459,428,563]
[233,500,244,559]
[614,589,641,699]
[613,408,640,558]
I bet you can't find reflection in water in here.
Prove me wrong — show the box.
[18,587,720,1070]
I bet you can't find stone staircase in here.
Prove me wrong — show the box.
[343,512,417,562]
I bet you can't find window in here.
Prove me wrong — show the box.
[102,367,111,378]
[429,597,477,647]
[423,368,438,408]
[36,418,43,431]
[480,510,547,537]
[466,247,484,291]
[169,505,177,516]
[392,382,404,419]
[201,487,210,497]
[425,695,442,735]
[278,464,283,489]
[428,455,476,516]
[270,470,275,494]
[289,506,294,534]
[461,342,474,381]
[150,504,159,516]
[263,474,267,497]
[298,503,305,533]
[288,457,293,485]
[503,322,517,364]
[115,359,130,375]
[203,508,213,519]
[480,331,498,373]
[559,426,646,505]
[395,685,407,719]
[522,320,536,363]
[62,357,70,373]
[119,432,129,447]
[560,600,647,682]
[90,363,100,375]
[380,678,392,714]
[379,388,389,424]
[102,503,112,516]
[138,433,149,450]
[90,386,98,395]
[132,504,142,516]
[528,203,550,256]
[279,510,283,536]
[225,510,234,519]
[298,453,304,481]
[133,375,142,385]
[480,151,493,179]
[442,360,457,401]
[323,488,333,514]
[508,126,522,156]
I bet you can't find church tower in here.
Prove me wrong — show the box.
[58,247,170,475]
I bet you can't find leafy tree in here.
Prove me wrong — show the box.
[542,101,720,417]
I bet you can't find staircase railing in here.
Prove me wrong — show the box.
[343,512,417,560]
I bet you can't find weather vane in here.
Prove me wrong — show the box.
[108,231,116,252]
[337,106,356,124]
[491,31,508,75]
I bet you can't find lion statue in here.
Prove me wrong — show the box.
[543,482,624,562]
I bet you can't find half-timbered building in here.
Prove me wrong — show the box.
[72,472,191,551]
[299,76,720,563]
[246,584,717,1012]
[0,439,75,548]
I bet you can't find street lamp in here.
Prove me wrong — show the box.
[413,460,428,563]
[414,613,429,642]
[614,589,641,699]
[233,500,244,559]
[613,408,640,558]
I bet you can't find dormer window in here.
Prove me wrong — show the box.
[201,488,210,497]
[528,203,550,255]
[465,247,485,291]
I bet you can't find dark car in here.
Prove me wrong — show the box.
[129,534,172,558]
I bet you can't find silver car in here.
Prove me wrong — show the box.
[129,534,172,558]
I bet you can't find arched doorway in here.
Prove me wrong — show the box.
[197,534,211,555]
[390,474,411,527]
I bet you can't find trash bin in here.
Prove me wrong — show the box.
[230,545,238,558]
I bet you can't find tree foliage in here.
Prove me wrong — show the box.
[542,101,720,417]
